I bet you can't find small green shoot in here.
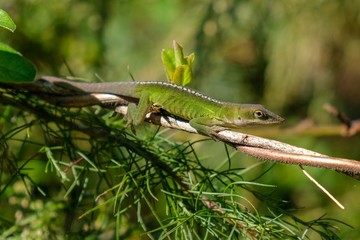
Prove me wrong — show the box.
[161,40,195,86]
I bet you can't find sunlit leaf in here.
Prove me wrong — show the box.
[185,53,195,65]
[173,41,186,66]
[172,65,192,86]
[0,42,21,55]
[161,48,176,82]
[0,9,16,32]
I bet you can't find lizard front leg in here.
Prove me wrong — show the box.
[189,117,228,138]
[126,92,152,130]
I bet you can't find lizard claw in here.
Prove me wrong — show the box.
[130,125,137,135]
[124,119,137,135]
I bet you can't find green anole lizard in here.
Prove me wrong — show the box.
[37,76,284,135]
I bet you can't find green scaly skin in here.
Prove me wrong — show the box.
[37,76,284,135]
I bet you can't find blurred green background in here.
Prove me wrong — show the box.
[1,0,360,238]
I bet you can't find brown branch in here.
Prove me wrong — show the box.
[114,106,360,180]
[237,146,360,179]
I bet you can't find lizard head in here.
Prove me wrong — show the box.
[220,104,284,127]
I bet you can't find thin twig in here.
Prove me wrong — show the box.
[323,103,352,129]
[324,103,360,136]
[300,166,345,209]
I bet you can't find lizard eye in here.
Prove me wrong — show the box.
[254,110,266,119]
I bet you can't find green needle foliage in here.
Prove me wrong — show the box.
[0,89,349,239]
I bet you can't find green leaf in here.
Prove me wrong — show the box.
[0,42,21,55]
[0,9,16,32]
[0,51,36,82]
[185,53,195,66]
[173,41,186,66]
[161,48,176,82]
[172,65,192,86]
